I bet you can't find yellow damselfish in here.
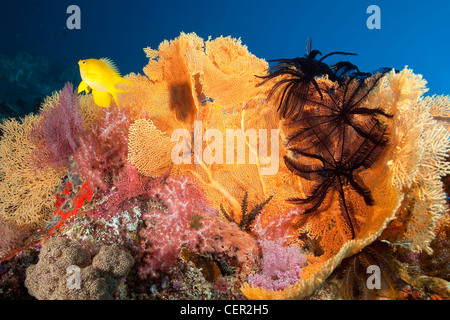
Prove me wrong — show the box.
[77,58,132,109]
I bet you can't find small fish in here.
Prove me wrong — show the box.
[78,58,132,109]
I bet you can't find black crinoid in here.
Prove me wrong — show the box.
[220,191,273,232]
[283,69,393,239]
[256,38,360,120]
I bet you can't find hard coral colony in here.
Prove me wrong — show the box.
[0,32,449,301]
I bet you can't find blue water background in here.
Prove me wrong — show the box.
[1,0,449,96]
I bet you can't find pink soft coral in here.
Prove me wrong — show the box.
[87,163,162,221]
[73,104,131,191]
[138,176,218,279]
[91,167,258,279]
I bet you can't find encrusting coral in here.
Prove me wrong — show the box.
[25,237,134,300]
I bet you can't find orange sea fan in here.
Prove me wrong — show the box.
[77,94,104,131]
[142,33,204,128]
[126,32,299,222]
[196,35,269,110]
[122,32,271,129]
[124,33,450,299]
[128,118,177,177]
[120,73,183,133]
[427,94,450,130]
[381,96,450,254]
[182,100,299,222]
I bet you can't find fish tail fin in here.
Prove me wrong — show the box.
[92,89,112,108]
[112,91,121,110]
[112,77,132,109]
[78,80,91,94]
[115,76,133,90]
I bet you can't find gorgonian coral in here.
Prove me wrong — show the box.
[0,115,64,229]
[241,67,450,300]
[0,217,31,261]
[219,191,273,232]
[124,32,299,225]
[251,206,303,244]
[10,32,445,301]
[127,118,176,177]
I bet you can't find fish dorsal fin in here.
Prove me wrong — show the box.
[99,57,121,77]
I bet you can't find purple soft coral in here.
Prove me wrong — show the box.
[30,82,84,169]
[248,239,306,291]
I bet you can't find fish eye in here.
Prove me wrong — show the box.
[82,60,86,64]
